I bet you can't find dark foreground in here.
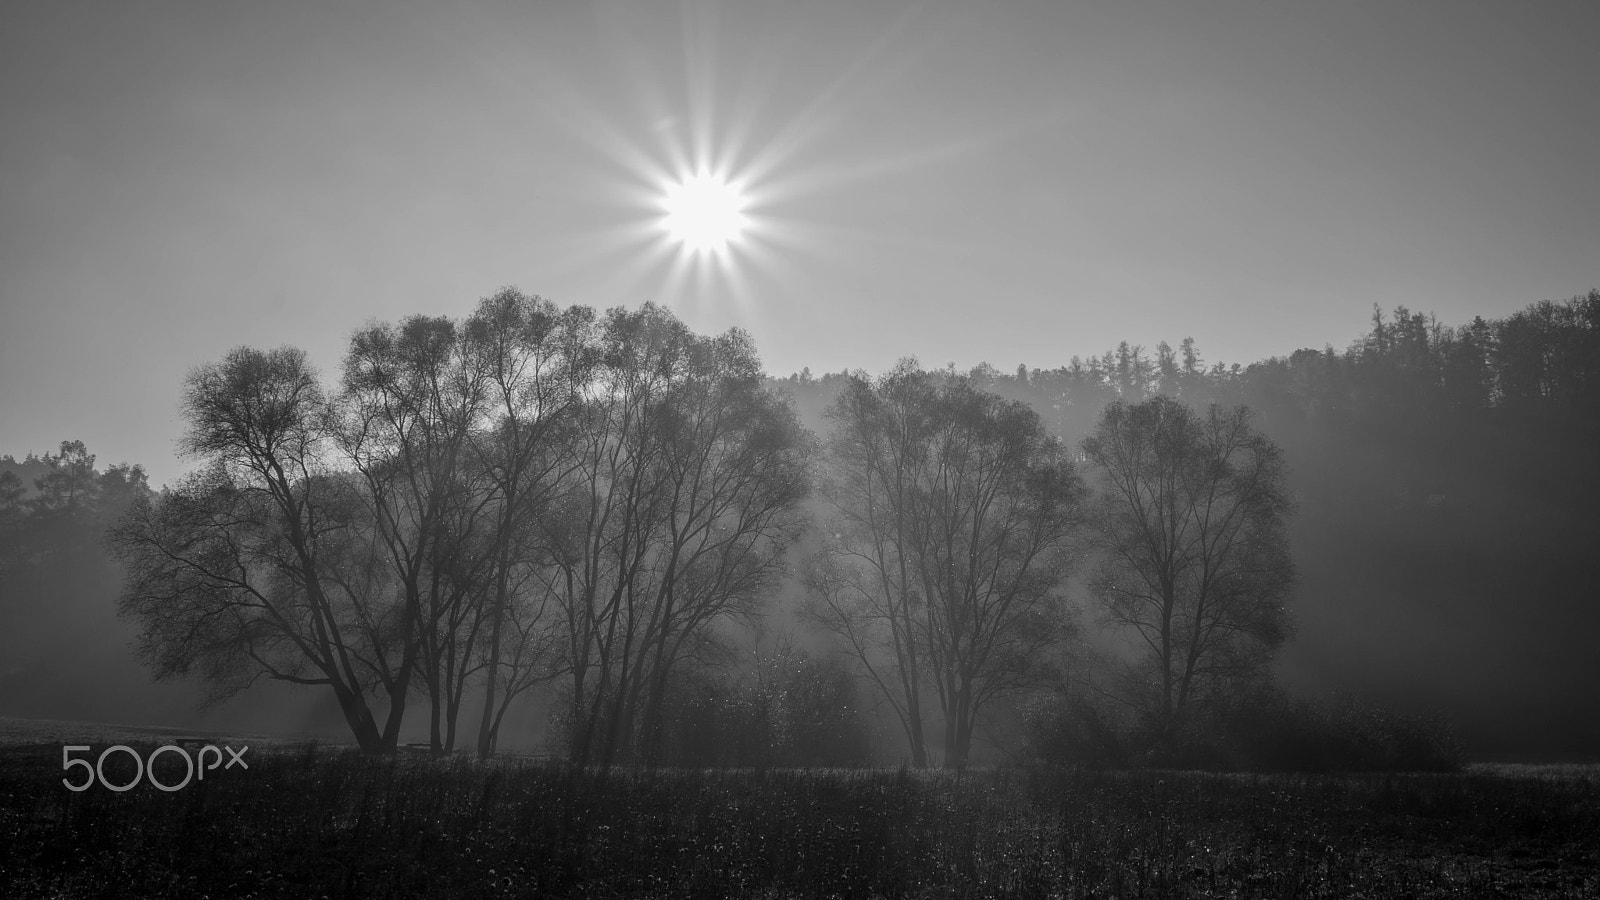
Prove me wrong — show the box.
[1,743,1596,899]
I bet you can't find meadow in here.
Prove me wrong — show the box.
[1,728,1596,898]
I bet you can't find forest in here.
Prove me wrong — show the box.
[3,289,1598,769]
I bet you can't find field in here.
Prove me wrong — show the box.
[1,720,1597,899]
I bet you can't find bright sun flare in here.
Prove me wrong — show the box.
[662,172,748,253]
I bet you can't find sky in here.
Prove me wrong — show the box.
[2,0,1596,488]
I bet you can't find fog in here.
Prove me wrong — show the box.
[4,293,1596,763]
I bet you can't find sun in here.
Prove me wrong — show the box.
[661,171,748,254]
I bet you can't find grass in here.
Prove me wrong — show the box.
[1,740,1597,899]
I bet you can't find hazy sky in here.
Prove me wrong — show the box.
[3,0,1596,487]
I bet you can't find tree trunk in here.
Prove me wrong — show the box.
[476,545,513,757]
[379,595,422,753]
[429,685,444,754]
[333,682,385,753]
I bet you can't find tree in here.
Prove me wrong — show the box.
[113,322,579,756]
[112,347,406,752]
[911,379,1088,769]
[540,304,810,768]
[807,364,1087,769]
[460,289,594,757]
[111,297,812,759]
[805,362,938,766]
[338,314,491,754]
[0,470,23,532]
[1155,342,1181,396]
[30,440,101,518]
[1082,396,1294,746]
[1,443,151,710]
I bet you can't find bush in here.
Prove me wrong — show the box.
[661,648,876,768]
[1213,687,1463,772]
[1022,684,1464,773]
[1019,692,1130,768]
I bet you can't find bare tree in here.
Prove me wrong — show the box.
[541,304,809,768]
[112,323,570,756]
[808,365,1086,769]
[805,362,937,766]
[1082,396,1294,744]
[111,347,403,752]
[911,380,1087,769]
[460,289,594,756]
[112,301,808,760]
[338,315,488,753]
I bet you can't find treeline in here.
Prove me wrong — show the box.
[0,442,150,544]
[778,289,1600,761]
[104,287,1303,769]
[12,289,1596,767]
[781,291,1600,439]
[0,444,152,715]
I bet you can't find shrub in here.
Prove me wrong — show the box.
[1022,684,1464,772]
[1214,687,1464,772]
[1019,692,1130,768]
[660,648,876,768]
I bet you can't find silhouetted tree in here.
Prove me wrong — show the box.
[808,364,1087,768]
[1083,396,1294,746]
[541,304,810,768]
[461,288,593,757]
[339,315,489,753]
[804,362,938,766]
[1,443,150,708]
[111,347,406,752]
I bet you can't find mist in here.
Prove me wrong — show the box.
[5,292,1596,764]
